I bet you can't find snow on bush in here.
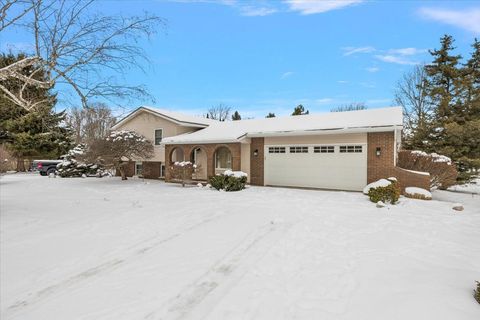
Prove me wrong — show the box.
[398,150,457,189]
[365,178,400,204]
[170,161,199,187]
[404,187,432,200]
[363,179,392,195]
[209,171,248,192]
[56,144,107,178]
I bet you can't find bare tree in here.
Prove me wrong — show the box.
[67,103,117,144]
[394,65,432,149]
[86,130,153,180]
[331,102,367,112]
[0,0,164,111]
[206,104,230,121]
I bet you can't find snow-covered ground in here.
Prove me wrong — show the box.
[1,174,479,320]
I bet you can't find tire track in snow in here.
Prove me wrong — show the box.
[4,212,229,318]
[149,220,296,320]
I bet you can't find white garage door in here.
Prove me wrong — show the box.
[264,144,367,191]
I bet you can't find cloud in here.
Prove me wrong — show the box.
[337,80,348,84]
[342,46,376,56]
[284,0,364,15]
[418,7,480,34]
[387,47,427,56]
[240,6,278,16]
[280,71,294,79]
[365,66,379,73]
[315,98,334,104]
[374,54,419,65]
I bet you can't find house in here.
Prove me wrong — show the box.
[111,106,216,178]
[115,106,430,192]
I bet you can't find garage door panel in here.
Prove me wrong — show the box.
[264,145,367,191]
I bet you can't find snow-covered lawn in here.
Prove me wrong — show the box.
[1,174,479,320]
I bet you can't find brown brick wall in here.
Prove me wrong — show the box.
[143,161,161,179]
[115,161,135,178]
[367,132,430,191]
[250,137,264,186]
[164,143,241,182]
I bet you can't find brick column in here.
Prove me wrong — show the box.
[250,137,264,186]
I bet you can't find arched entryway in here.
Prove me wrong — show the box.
[170,147,185,163]
[189,147,208,180]
[214,146,232,174]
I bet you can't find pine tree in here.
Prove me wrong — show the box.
[266,112,276,118]
[231,111,241,121]
[292,104,309,116]
[0,53,72,171]
[424,35,462,153]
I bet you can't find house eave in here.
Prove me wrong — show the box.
[112,107,210,130]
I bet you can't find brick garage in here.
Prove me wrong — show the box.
[367,132,430,191]
[164,143,241,182]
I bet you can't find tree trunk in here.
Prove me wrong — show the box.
[16,157,25,172]
[119,165,127,180]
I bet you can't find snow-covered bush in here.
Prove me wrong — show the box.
[170,161,198,187]
[404,187,432,200]
[56,144,107,178]
[475,281,480,304]
[209,170,247,192]
[398,150,457,189]
[365,178,400,204]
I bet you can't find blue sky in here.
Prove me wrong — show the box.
[2,0,480,118]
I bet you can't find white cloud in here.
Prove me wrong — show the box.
[240,6,277,16]
[387,47,427,56]
[337,80,348,84]
[280,71,294,79]
[315,98,333,104]
[342,46,376,56]
[375,54,419,65]
[419,7,480,34]
[284,0,364,15]
[365,66,379,73]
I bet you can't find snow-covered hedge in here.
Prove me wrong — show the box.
[56,144,107,178]
[170,161,198,187]
[209,170,248,191]
[404,187,432,200]
[398,150,457,189]
[364,178,400,204]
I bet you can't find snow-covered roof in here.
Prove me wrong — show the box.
[163,107,403,144]
[112,106,217,130]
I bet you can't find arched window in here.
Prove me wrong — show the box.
[170,147,184,163]
[215,147,232,169]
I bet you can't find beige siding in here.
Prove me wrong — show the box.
[114,111,201,162]
[240,143,250,182]
[265,133,367,146]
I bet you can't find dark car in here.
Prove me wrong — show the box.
[32,160,63,176]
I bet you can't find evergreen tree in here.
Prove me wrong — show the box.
[266,112,276,118]
[424,35,462,151]
[292,104,309,116]
[0,53,72,171]
[231,111,241,121]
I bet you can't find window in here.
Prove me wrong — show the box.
[160,164,165,178]
[268,147,286,153]
[314,146,334,153]
[215,147,232,169]
[339,145,363,153]
[290,146,308,153]
[135,162,143,176]
[154,129,163,145]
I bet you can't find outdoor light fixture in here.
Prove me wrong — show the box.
[376,147,381,156]
[253,149,259,156]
